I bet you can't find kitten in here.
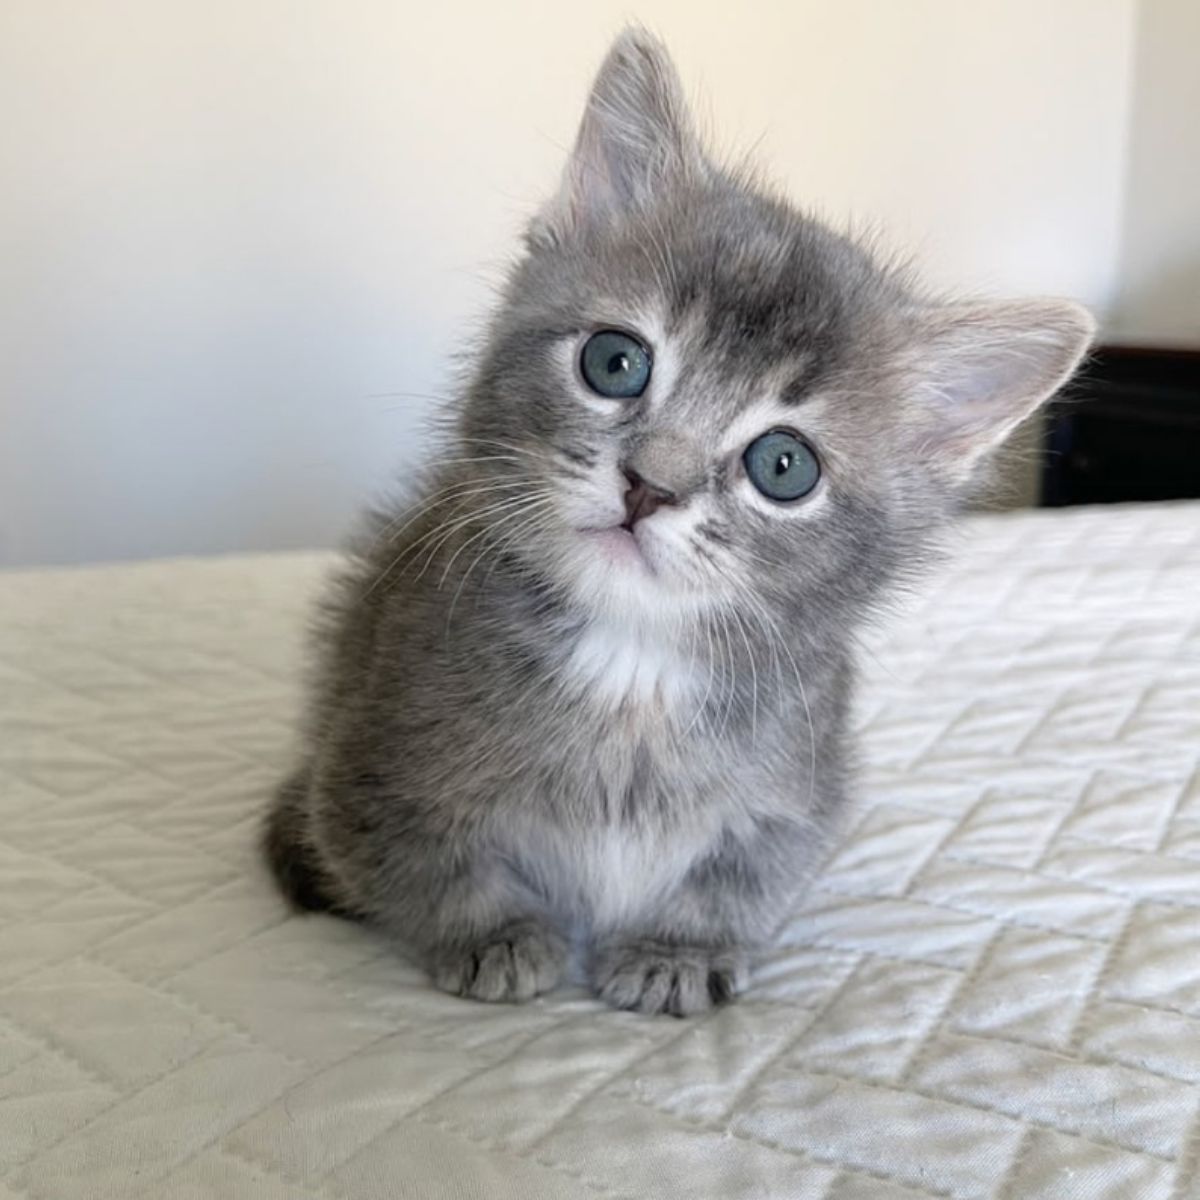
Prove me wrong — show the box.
[264,29,1093,1016]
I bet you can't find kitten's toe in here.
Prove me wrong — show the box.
[593,940,748,1017]
[432,921,566,1004]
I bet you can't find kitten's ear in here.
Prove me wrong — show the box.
[907,299,1095,482]
[533,28,705,241]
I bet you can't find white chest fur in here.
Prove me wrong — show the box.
[563,620,699,713]
[513,815,713,932]
[510,621,720,929]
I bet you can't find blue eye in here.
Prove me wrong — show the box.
[743,430,820,502]
[580,330,652,398]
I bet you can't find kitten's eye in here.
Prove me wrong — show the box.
[580,330,651,398]
[743,430,820,502]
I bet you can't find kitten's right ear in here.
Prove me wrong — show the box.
[531,28,706,244]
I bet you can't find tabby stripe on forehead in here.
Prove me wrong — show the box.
[560,445,598,468]
[779,369,825,407]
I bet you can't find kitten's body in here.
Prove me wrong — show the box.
[269,502,853,1008]
[265,30,1092,1015]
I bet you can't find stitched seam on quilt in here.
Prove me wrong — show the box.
[775,1067,1175,1163]
[617,1086,957,1200]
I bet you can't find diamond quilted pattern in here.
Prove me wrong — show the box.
[0,884,153,987]
[948,925,1106,1050]
[909,1032,1194,1158]
[0,1052,117,1172]
[995,1128,1176,1200]
[1,504,1200,1198]
[11,1037,307,1200]
[732,1071,1025,1198]
[1,959,227,1089]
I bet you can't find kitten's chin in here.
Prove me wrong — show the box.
[581,526,651,573]
[563,524,705,627]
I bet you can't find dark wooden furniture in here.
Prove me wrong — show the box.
[1041,344,1200,507]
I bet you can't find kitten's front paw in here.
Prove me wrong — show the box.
[592,939,748,1017]
[432,920,566,1004]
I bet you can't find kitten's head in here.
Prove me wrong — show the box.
[456,29,1093,633]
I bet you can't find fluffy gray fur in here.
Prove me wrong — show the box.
[264,29,1093,1016]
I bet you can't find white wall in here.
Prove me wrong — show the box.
[1112,0,1200,342]
[0,0,1136,566]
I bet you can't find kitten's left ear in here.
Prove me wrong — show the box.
[907,299,1095,482]
[533,28,706,242]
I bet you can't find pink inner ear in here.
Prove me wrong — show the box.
[914,300,1095,472]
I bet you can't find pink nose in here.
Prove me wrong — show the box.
[621,468,676,529]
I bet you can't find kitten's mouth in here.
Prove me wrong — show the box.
[580,524,653,573]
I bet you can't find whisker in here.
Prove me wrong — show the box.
[739,586,819,813]
[368,482,530,554]
[727,602,759,745]
[442,503,556,636]
[681,614,718,738]
[712,609,736,740]
[411,493,548,584]
[433,454,528,467]
[438,496,555,588]
[365,491,545,599]
[454,436,549,463]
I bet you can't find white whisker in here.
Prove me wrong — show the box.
[443,503,556,636]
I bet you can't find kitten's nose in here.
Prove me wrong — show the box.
[621,467,676,529]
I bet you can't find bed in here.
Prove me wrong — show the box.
[2,501,1199,1200]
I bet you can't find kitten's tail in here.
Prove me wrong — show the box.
[262,767,352,918]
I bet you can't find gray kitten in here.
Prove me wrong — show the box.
[264,29,1093,1016]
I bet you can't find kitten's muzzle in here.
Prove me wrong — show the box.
[621,467,677,530]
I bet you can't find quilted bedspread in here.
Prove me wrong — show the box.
[2,501,1200,1200]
